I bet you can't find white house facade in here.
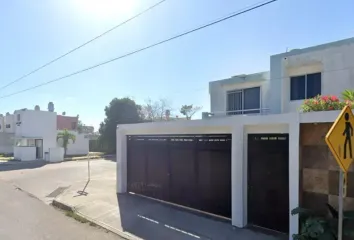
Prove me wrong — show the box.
[116,37,354,240]
[207,37,354,117]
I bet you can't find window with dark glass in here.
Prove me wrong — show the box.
[227,87,260,115]
[290,73,321,100]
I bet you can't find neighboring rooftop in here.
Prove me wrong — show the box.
[272,36,354,58]
[57,115,78,130]
[209,71,269,88]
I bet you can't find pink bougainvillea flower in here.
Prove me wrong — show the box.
[321,96,329,101]
[330,95,339,102]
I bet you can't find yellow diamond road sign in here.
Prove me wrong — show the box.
[326,106,354,173]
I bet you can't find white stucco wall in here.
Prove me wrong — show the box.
[0,132,14,154]
[270,38,354,113]
[4,114,15,133]
[0,116,4,133]
[209,72,270,116]
[14,146,36,161]
[57,131,89,156]
[15,110,57,157]
[209,38,354,116]
[48,147,64,162]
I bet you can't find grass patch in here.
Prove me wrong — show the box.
[65,211,89,223]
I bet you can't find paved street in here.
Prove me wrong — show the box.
[0,159,285,240]
[0,179,123,240]
[0,159,115,204]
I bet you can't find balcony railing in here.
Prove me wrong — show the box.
[203,108,271,119]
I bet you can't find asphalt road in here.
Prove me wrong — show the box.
[0,159,116,204]
[0,179,123,240]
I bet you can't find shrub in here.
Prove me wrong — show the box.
[291,204,354,239]
[299,95,353,112]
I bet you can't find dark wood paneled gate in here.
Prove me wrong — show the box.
[247,134,289,233]
[127,134,231,218]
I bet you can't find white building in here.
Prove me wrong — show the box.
[0,103,89,161]
[207,37,354,117]
[208,71,270,116]
[13,108,57,161]
[116,37,354,239]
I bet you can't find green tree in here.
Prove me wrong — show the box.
[77,120,84,134]
[342,89,354,101]
[180,104,202,120]
[99,98,142,153]
[57,129,76,156]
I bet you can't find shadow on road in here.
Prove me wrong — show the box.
[74,179,90,197]
[102,155,116,162]
[0,161,47,172]
[116,193,284,240]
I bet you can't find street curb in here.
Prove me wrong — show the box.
[52,199,74,212]
[63,156,101,162]
[0,160,45,166]
[63,155,115,162]
[52,199,139,240]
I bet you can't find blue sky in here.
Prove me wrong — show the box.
[1,0,353,130]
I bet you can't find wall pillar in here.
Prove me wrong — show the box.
[231,125,245,227]
[116,128,127,193]
[289,115,300,238]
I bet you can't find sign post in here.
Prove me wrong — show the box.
[88,153,91,181]
[325,105,354,240]
[338,170,343,239]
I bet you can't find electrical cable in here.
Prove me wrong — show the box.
[0,0,278,99]
[0,0,167,91]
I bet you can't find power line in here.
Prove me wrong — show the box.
[131,64,354,97]
[0,0,278,100]
[0,0,167,91]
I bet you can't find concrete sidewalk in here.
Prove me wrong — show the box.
[54,179,285,240]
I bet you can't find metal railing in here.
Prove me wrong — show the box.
[204,108,271,118]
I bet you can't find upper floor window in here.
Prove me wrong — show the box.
[71,122,77,130]
[227,87,260,115]
[6,124,11,129]
[290,72,321,100]
[17,114,20,122]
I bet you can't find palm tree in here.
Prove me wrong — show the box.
[57,129,76,156]
[342,89,354,101]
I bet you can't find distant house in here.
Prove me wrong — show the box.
[0,103,89,161]
[57,115,78,131]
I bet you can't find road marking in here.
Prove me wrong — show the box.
[137,214,202,239]
[137,215,159,224]
[164,224,201,239]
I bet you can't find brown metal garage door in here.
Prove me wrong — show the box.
[127,134,232,218]
[247,134,289,233]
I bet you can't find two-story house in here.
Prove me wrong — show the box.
[207,37,354,117]
[0,102,89,160]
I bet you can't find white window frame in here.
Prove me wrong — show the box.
[290,72,322,101]
[226,86,262,115]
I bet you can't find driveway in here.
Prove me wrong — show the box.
[0,159,115,204]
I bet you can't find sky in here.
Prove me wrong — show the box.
[1,0,354,130]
